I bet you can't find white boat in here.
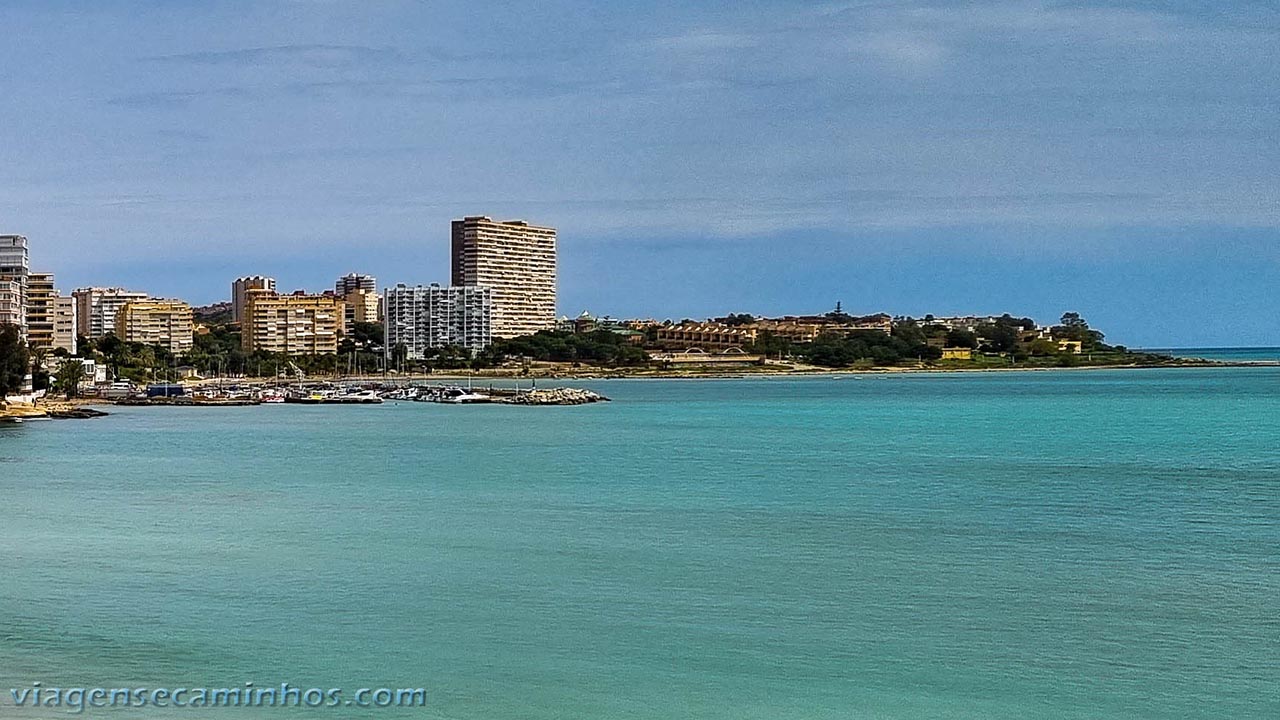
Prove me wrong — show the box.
[439,388,490,404]
[339,389,384,404]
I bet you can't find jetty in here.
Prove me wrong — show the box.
[501,388,609,405]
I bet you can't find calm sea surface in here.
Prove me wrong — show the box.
[1147,347,1280,362]
[3,369,1278,719]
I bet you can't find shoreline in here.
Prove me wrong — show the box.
[6,361,1274,419]
[186,358,1271,384]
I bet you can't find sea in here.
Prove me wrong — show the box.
[1145,347,1280,362]
[2,367,1277,719]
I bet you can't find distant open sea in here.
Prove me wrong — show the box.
[1145,346,1280,362]
[3,368,1278,719]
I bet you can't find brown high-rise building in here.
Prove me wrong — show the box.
[26,272,77,355]
[450,216,556,339]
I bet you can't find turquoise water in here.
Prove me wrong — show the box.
[1146,347,1280,362]
[2,369,1278,719]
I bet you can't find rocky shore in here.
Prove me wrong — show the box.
[0,401,110,420]
[502,388,610,405]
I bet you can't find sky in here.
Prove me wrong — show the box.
[0,0,1276,347]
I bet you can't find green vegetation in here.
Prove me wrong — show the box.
[748,330,793,359]
[798,329,941,368]
[719,313,756,327]
[481,330,649,368]
[53,359,86,399]
[768,312,1169,370]
[71,321,388,381]
[9,310,1186,387]
[0,323,30,396]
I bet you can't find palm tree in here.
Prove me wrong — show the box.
[54,359,86,399]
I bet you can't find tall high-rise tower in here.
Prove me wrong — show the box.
[450,216,556,339]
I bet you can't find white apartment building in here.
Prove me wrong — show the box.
[0,235,29,335]
[384,284,492,357]
[72,287,150,339]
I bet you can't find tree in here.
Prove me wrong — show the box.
[97,333,124,379]
[1028,338,1059,356]
[391,343,409,370]
[945,329,979,349]
[28,346,50,391]
[891,319,927,346]
[1060,312,1088,328]
[0,324,30,397]
[54,359,86,399]
[1052,312,1106,349]
[750,330,792,359]
[349,322,384,352]
[978,323,1020,353]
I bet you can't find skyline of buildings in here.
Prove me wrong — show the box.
[3,216,1093,370]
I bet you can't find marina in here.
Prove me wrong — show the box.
[50,380,612,408]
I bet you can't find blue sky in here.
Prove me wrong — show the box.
[0,0,1275,346]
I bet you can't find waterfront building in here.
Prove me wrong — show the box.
[48,356,107,388]
[0,235,29,336]
[451,216,556,338]
[384,284,492,357]
[241,290,340,355]
[335,273,376,296]
[26,273,77,354]
[72,287,149,339]
[231,276,276,324]
[0,280,22,336]
[115,300,195,355]
[656,322,759,351]
[52,297,77,353]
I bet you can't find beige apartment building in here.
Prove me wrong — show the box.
[115,300,195,355]
[341,288,380,328]
[241,290,340,355]
[26,272,77,354]
[231,275,276,324]
[451,216,556,338]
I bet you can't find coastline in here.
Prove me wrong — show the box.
[7,359,1272,419]
[188,357,1271,384]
